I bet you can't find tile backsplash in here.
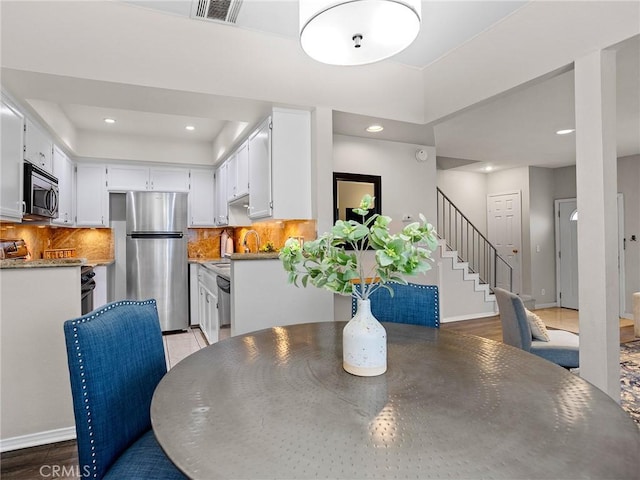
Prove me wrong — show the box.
[0,225,114,260]
[1,219,317,261]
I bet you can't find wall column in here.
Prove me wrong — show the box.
[574,49,619,400]
[310,107,334,234]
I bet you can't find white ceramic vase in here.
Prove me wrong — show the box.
[343,299,387,376]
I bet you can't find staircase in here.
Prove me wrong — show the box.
[435,188,513,322]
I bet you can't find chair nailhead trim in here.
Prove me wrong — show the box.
[69,299,156,478]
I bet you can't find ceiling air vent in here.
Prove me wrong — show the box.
[192,0,242,23]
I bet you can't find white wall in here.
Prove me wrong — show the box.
[75,131,214,165]
[332,135,438,321]
[436,169,488,235]
[529,167,557,306]
[552,165,577,199]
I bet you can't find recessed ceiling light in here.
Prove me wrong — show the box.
[185,125,195,131]
[556,128,575,135]
[366,124,384,133]
[484,166,493,172]
[104,118,116,124]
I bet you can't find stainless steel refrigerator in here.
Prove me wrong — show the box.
[126,191,188,331]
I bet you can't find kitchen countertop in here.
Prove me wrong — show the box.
[229,252,280,260]
[86,259,115,267]
[0,258,115,269]
[0,258,87,269]
[189,258,229,264]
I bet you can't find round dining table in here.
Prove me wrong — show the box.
[151,322,639,479]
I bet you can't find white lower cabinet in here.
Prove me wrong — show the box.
[197,266,219,344]
[93,265,108,309]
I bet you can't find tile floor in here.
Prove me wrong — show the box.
[163,326,229,369]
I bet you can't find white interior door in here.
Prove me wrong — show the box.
[487,192,522,294]
[556,199,579,309]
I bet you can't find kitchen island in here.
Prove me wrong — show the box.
[0,260,81,450]
[230,253,333,336]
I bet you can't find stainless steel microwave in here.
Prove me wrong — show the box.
[23,162,59,220]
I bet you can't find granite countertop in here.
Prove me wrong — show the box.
[0,258,86,269]
[189,258,229,264]
[229,252,280,260]
[86,259,115,267]
[0,258,115,269]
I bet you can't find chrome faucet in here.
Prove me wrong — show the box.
[242,230,261,253]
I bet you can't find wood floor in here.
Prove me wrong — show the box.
[1,309,636,479]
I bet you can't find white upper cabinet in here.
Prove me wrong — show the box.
[76,163,108,227]
[52,146,75,226]
[150,167,190,192]
[189,168,215,227]
[226,153,237,202]
[248,118,272,219]
[24,118,53,173]
[107,165,190,192]
[228,142,249,201]
[0,95,25,221]
[107,165,149,191]
[269,108,312,220]
[214,162,228,226]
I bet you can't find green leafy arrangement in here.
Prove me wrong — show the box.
[279,195,438,300]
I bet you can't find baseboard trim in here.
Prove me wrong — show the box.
[621,313,633,320]
[1,427,76,452]
[534,302,558,309]
[442,311,497,323]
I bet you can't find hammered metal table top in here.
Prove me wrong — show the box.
[151,322,640,479]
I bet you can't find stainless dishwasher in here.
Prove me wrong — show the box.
[216,275,231,327]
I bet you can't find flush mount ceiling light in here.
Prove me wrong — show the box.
[556,128,575,135]
[185,125,195,131]
[366,124,384,133]
[300,0,421,66]
[104,118,116,124]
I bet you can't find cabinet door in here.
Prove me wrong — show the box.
[107,165,149,192]
[226,154,237,201]
[198,285,208,338]
[214,163,228,226]
[52,146,74,226]
[235,142,249,198]
[248,119,272,219]
[76,164,108,227]
[189,264,200,326]
[189,169,215,227]
[205,289,219,343]
[0,97,24,221]
[24,118,53,173]
[93,266,108,309]
[150,167,190,192]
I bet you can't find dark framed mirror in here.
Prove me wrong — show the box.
[333,172,382,225]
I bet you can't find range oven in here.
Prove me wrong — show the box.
[81,266,96,315]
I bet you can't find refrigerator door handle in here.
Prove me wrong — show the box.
[130,233,183,239]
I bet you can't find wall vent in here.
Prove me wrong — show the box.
[192,0,242,23]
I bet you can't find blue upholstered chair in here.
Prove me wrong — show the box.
[352,283,440,328]
[493,288,579,368]
[63,299,186,480]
